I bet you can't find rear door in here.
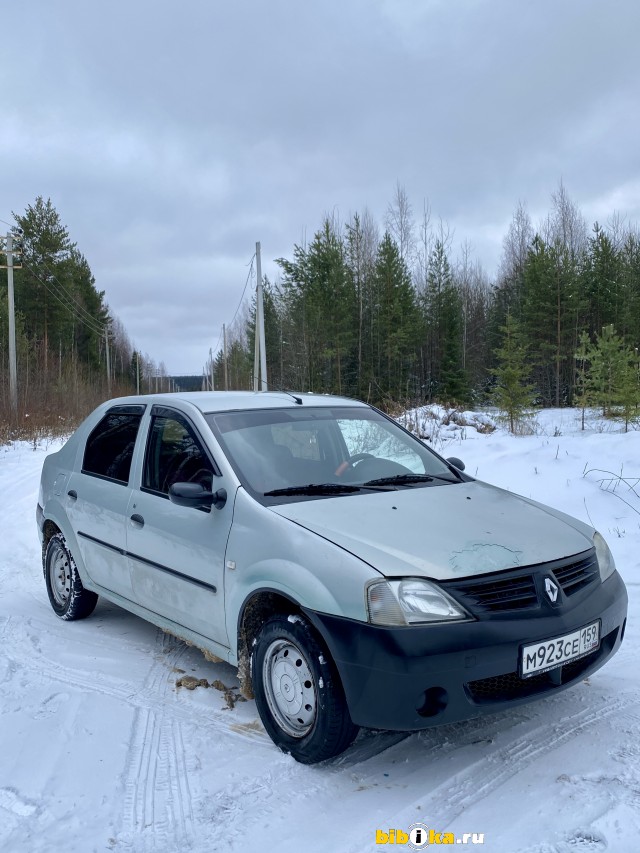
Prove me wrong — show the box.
[66,405,145,599]
[126,406,231,646]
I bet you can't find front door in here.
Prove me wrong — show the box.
[126,407,231,647]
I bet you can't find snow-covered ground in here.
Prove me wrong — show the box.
[0,409,638,853]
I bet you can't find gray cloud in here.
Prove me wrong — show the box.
[2,0,639,373]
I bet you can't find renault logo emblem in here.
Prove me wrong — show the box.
[544,577,559,603]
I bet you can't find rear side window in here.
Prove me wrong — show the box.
[82,406,145,484]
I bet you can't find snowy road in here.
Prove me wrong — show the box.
[1,412,638,853]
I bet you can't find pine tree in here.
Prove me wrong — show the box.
[421,240,469,403]
[13,197,76,369]
[574,331,594,430]
[345,212,378,398]
[589,325,629,417]
[371,233,417,400]
[493,314,534,433]
[277,218,356,396]
[618,351,639,433]
[584,223,624,338]
[521,235,582,407]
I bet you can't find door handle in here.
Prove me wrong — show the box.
[130,513,145,527]
[67,490,77,500]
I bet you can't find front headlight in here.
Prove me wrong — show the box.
[367,579,470,626]
[594,531,616,582]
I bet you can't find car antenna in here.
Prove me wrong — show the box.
[270,386,303,405]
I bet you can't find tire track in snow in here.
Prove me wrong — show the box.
[379,693,640,838]
[2,615,267,746]
[0,615,11,639]
[117,631,193,852]
[0,616,18,687]
[218,693,638,853]
[118,631,197,851]
[200,728,444,848]
[2,610,270,851]
[169,720,195,841]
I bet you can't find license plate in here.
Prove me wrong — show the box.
[520,621,600,678]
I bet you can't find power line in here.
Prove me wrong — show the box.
[214,253,255,352]
[32,255,108,330]
[229,253,256,329]
[209,252,256,367]
[20,259,106,335]
[2,214,109,332]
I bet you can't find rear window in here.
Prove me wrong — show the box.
[82,406,145,484]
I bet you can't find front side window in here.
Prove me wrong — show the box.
[143,412,214,496]
[82,406,145,484]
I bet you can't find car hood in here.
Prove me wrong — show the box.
[270,480,594,580]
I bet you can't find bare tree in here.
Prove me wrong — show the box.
[385,182,415,265]
[346,209,379,394]
[544,180,587,257]
[455,242,491,385]
[499,201,533,284]
[606,210,628,250]
[415,199,433,296]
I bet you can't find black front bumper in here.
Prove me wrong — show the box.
[304,571,627,731]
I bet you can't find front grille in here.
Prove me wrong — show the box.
[465,637,613,705]
[466,668,553,702]
[447,574,538,613]
[444,549,599,614]
[553,554,599,596]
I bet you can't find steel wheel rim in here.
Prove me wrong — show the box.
[262,639,317,738]
[50,545,71,607]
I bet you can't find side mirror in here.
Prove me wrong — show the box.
[446,456,465,472]
[169,482,227,510]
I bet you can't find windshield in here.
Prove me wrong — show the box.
[206,406,460,503]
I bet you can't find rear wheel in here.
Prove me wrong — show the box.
[44,532,98,621]
[252,615,358,763]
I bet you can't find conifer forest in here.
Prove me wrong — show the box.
[212,183,640,429]
[2,183,640,436]
[0,197,162,437]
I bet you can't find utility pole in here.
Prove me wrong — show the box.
[1,231,20,419]
[223,323,229,390]
[104,327,111,395]
[209,347,215,391]
[253,310,259,391]
[253,241,268,391]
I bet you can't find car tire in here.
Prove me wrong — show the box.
[252,614,359,764]
[44,532,98,621]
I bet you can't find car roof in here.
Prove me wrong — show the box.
[102,391,369,415]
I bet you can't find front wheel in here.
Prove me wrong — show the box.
[44,532,98,621]
[252,615,358,763]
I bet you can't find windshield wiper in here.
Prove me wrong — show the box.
[362,473,458,487]
[264,482,393,497]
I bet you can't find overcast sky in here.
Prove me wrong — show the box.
[2,0,639,375]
